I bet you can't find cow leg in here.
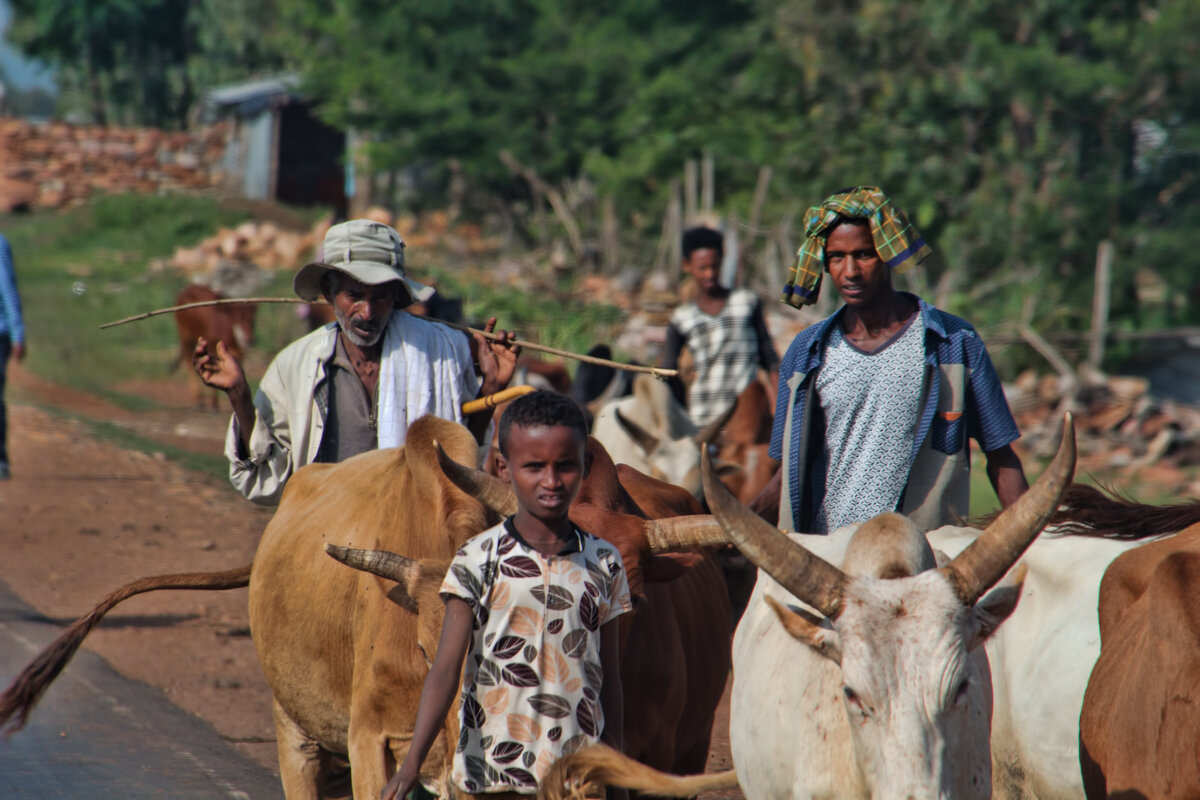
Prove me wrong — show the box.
[271,699,325,800]
[347,721,392,800]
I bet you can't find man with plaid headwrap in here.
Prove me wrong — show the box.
[752,186,1028,534]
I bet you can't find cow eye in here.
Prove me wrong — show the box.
[954,678,970,705]
[843,685,864,710]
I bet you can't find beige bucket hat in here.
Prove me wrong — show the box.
[294,219,435,306]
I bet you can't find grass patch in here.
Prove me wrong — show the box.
[2,193,319,406]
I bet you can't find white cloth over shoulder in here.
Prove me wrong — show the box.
[377,311,477,448]
[226,312,479,507]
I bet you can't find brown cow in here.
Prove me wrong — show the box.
[1079,520,1200,799]
[174,284,256,408]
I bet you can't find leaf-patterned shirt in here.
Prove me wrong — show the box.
[440,518,634,795]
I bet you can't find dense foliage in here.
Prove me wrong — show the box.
[7,0,1200,364]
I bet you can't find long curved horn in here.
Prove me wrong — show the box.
[643,515,728,553]
[325,544,420,585]
[614,408,660,454]
[701,449,849,618]
[940,414,1076,606]
[435,440,517,516]
[693,401,737,445]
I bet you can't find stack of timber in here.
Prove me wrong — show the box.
[1008,368,1200,490]
[0,118,227,211]
[168,219,327,279]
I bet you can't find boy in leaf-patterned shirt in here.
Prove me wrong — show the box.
[383,392,633,800]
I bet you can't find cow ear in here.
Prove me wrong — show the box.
[385,583,421,615]
[644,552,703,582]
[969,562,1027,650]
[764,595,842,664]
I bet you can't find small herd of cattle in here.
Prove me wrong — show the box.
[8,310,1200,799]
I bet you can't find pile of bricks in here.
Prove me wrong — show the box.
[0,117,227,212]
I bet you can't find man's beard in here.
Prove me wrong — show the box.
[334,306,385,347]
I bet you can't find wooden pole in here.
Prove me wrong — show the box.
[652,180,678,274]
[701,150,714,216]
[668,181,683,275]
[684,159,698,224]
[1089,240,1114,370]
[746,166,772,247]
[100,298,677,379]
[602,195,619,275]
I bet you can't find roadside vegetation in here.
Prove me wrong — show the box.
[1,193,623,409]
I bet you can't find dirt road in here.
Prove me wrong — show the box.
[0,364,740,797]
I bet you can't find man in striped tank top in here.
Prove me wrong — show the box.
[661,226,780,428]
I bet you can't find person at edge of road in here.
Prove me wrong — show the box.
[381,391,633,800]
[0,233,26,481]
[192,218,519,506]
[660,226,780,427]
[750,185,1029,534]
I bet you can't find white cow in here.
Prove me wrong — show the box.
[541,419,1076,800]
[591,373,729,499]
[731,521,1144,800]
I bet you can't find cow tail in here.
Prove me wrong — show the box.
[0,563,253,736]
[538,744,738,800]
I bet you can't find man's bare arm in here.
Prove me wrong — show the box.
[467,317,519,445]
[749,468,782,525]
[985,444,1030,509]
[193,337,255,455]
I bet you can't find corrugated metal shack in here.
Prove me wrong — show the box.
[204,74,346,213]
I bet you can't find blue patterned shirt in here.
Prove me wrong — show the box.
[769,295,1019,533]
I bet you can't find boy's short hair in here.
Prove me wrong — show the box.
[682,226,724,260]
[498,391,588,457]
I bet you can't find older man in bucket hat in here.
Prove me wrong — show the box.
[193,218,518,506]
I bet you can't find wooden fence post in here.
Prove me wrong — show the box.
[684,159,698,224]
[1089,240,1114,370]
[701,150,714,216]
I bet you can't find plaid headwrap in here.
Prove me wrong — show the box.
[781,186,932,308]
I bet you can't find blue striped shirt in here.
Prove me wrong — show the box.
[0,234,24,344]
[769,295,1019,532]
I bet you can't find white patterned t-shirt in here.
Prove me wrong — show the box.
[440,519,633,795]
[814,310,925,533]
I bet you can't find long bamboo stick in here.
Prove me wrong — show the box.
[100,297,677,379]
